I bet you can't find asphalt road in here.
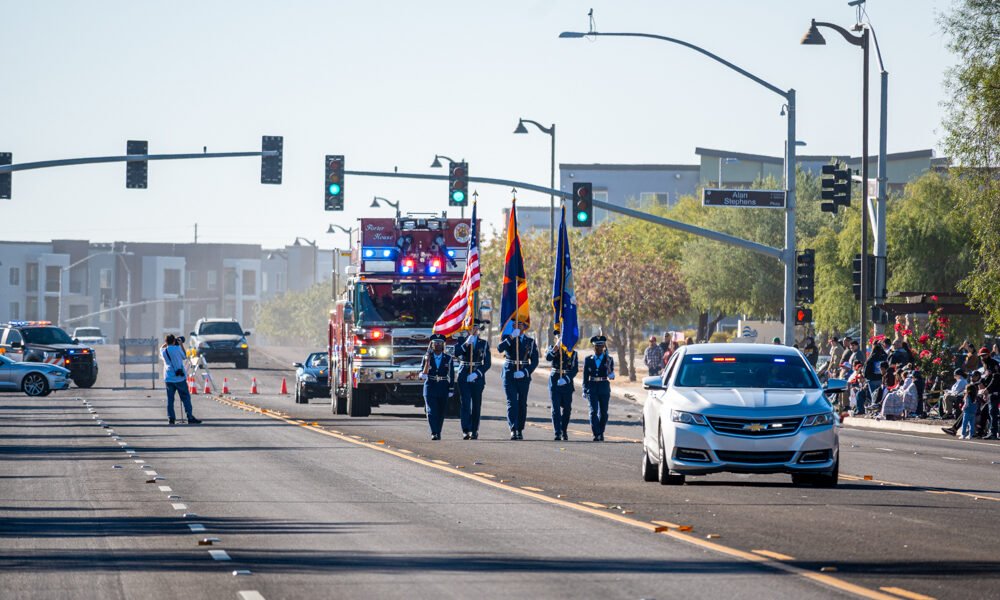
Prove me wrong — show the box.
[1,345,997,600]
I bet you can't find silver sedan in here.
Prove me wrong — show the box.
[0,353,72,396]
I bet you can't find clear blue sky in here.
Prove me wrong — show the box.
[0,0,955,249]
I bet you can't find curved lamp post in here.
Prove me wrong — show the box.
[370,196,401,218]
[560,27,798,346]
[514,118,556,257]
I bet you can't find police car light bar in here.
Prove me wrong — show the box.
[8,321,52,327]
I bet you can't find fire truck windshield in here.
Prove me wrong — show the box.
[356,282,461,327]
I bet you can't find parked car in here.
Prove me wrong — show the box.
[0,353,72,396]
[73,327,107,345]
[189,318,250,369]
[0,321,99,388]
[641,343,844,487]
[293,352,330,404]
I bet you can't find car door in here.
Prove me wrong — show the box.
[645,350,681,452]
[0,355,15,390]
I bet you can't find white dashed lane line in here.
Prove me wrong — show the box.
[941,456,967,461]
[237,590,264,598]
[209,550,232,561]
[158,486,171,492]
[171,503,188,510]
[874,448,894,452]
[188,524,207,532]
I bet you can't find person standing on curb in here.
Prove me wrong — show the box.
[545,332,579,441]
[643,336,664,377]
[582,335,615,442]
[161,334,201,425]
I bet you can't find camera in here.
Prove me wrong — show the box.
[177,336,186,345]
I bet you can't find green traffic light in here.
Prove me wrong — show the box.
[451,190,466,203]
[328,183,342,196]
[576,211,589,222]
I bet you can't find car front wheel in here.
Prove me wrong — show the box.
[657,430,685,486]
[22,373,50,397]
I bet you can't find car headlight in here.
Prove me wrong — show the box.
[671,409,707,426]
[301,373,317,383]
[239,338,248,349]
[802,412,836,427]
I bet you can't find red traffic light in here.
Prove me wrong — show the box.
[575,185,590,199]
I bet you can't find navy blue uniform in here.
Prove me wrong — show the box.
[455,334,491,437]
[422,351,455,437]
[583,352,614,439]
[545,346,578,437]
[497,333,539,436]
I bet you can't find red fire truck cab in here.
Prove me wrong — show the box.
[328,214,476,417]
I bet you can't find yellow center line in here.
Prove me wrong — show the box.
[752,549,796,561]
[211,395,899,600]
[844,472,1000,503]
[473,472,496,479]
[878,586,937,600]
[580,501,607,509]
[520,486,544,492]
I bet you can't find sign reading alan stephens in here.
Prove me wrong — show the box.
[703,189,786,209]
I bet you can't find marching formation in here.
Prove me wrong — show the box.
[419,195,613,441]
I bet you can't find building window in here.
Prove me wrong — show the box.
[224,269,237,295]
[274,272,285,293]
[9,267,19,286]
[45,266,61,292]
[25,298,38,320]
[242,270,256,295]
[100,268,112,289]
[26,263,38,292]
[593,190,610,225]
[9,302,19,320]
[187,271,198,291]
[163,269,181,295]
[207,270,218,291]
[639,192,670,208]
[44,296,58,321]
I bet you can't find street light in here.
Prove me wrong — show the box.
[560,25,799,346]
[370,196,401,218]
[327,224,353,236]
[801,17,873,340]
[430,154,458,169]
[513,118,556,258]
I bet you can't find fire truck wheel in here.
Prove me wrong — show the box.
[347,385,371,417]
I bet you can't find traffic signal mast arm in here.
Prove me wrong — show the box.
[0,149,279,173]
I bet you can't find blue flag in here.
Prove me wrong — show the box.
[552,205,579,351]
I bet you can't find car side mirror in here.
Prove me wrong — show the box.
[189,332,196,338]
[11,341,21,349]
[244,331,251,336]
[642,375,664,390]
[73,338,80,344]
[824,378,848,394]
[292,362,303,368]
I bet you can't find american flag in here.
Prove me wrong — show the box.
[433,201,479,336]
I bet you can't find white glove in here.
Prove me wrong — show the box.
[608,371,616,380]
[513,370,525,379]
[467,373,478,383]
[511,329,521,338]
[419,373,428,381]
[557,377,568,386]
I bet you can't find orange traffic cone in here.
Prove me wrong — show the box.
[189,375,198,394]
[222,378,230,395]
[279,377,288,395]
[203,379,211,394]
[250,377,259,394]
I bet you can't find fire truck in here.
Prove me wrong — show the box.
[328,214,482,417]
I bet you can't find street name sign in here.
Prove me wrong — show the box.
[703,189,786,208]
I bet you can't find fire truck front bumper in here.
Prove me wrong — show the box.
[355,365,424,385]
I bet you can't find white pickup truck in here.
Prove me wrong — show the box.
[72,327,107,345]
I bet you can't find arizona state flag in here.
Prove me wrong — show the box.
[500,198,531,335]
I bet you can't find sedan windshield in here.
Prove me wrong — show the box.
[306,353,328,368]
[674,354,819,389]
[21,327,75,345]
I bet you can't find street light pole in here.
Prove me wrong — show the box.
[802,19,871,342]
[514,118,556,259]
[370,196,401,219]
[560,28,798,346]
[430,154,464,218]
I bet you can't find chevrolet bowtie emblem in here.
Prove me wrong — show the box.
[744,423,765,432]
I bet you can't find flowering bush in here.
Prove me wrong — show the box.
[910,308,952,376]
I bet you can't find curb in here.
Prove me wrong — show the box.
[841,416,948,436]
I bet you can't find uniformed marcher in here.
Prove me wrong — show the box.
[545,332,578,441]
[582,335,615,441]
[420,334,455,440]
[455,320,491,440]
[496,321,539,440]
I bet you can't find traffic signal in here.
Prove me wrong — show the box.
[795,306,813,325]
[448,161,468,206]
[820,163,851,213]
[126,140,148,189]
[0,152,10,200]
[325,155,345,211]
[852,253,874,300]
[796,249,815,304]
[260,135,283,184]
[572,182,593,227]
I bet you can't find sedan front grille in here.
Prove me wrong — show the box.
[706,416,803,437]
[715,451,795,464]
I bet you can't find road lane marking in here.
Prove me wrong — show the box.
[432,460,450,465]
[473,472,495,478]
[849,429,1000,447]
[874,448,894,452]
[172,503,188,510]
[879,587,936,600]
[158,486,172,492]
[209,550,231,561]
[651,519,682,529]
[580,501,607,509]
[238,592,266,600]
[752,549,796,561]
[941,456,965,461]
[212,394,898,600]
[521,486,544,492]
[843,473,1000,503]
[188,524,207,532]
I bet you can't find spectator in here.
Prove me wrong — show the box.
[861,343,887,415]
[662,340,680,369]
[980,355,1000,439]
[658,332,671,356]
[845,339,865,368]
[802,337,819,367]
[941,369,969,418]
[685,336,695,346]
[824,336,845,378]
[847,361,865,414]
[911,365,926,417]
[887,338,909,367]
[643,336,664,377]
[772,336,782,345]
[960,372,982,440]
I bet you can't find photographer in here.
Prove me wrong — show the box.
[161,334,201,425]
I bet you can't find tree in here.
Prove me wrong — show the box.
[254,283,331,346]
[941,1,1000,329]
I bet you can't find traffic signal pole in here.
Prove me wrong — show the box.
[0,149,279,173]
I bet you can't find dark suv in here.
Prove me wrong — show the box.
[190,318,251,369]
[0,321,99,388]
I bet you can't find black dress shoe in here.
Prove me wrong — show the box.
[562,432,569,441]
[431,433,441,440]
[516,431,524,440]
[471,431,478,440]
[168,418,175,425]
[598,434,605,441]
[463,432,471,440]
[510,431,518,440]
[593,436,600,442]
[554,432,562,441]
[187,418,202,425]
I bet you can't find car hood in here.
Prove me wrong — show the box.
[15,361,71,375]
[195,334,243,343]
[298,367,328,378]
[671,387,828,414]
[25,343,90,352]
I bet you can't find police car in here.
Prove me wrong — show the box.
[0,321,99,388]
